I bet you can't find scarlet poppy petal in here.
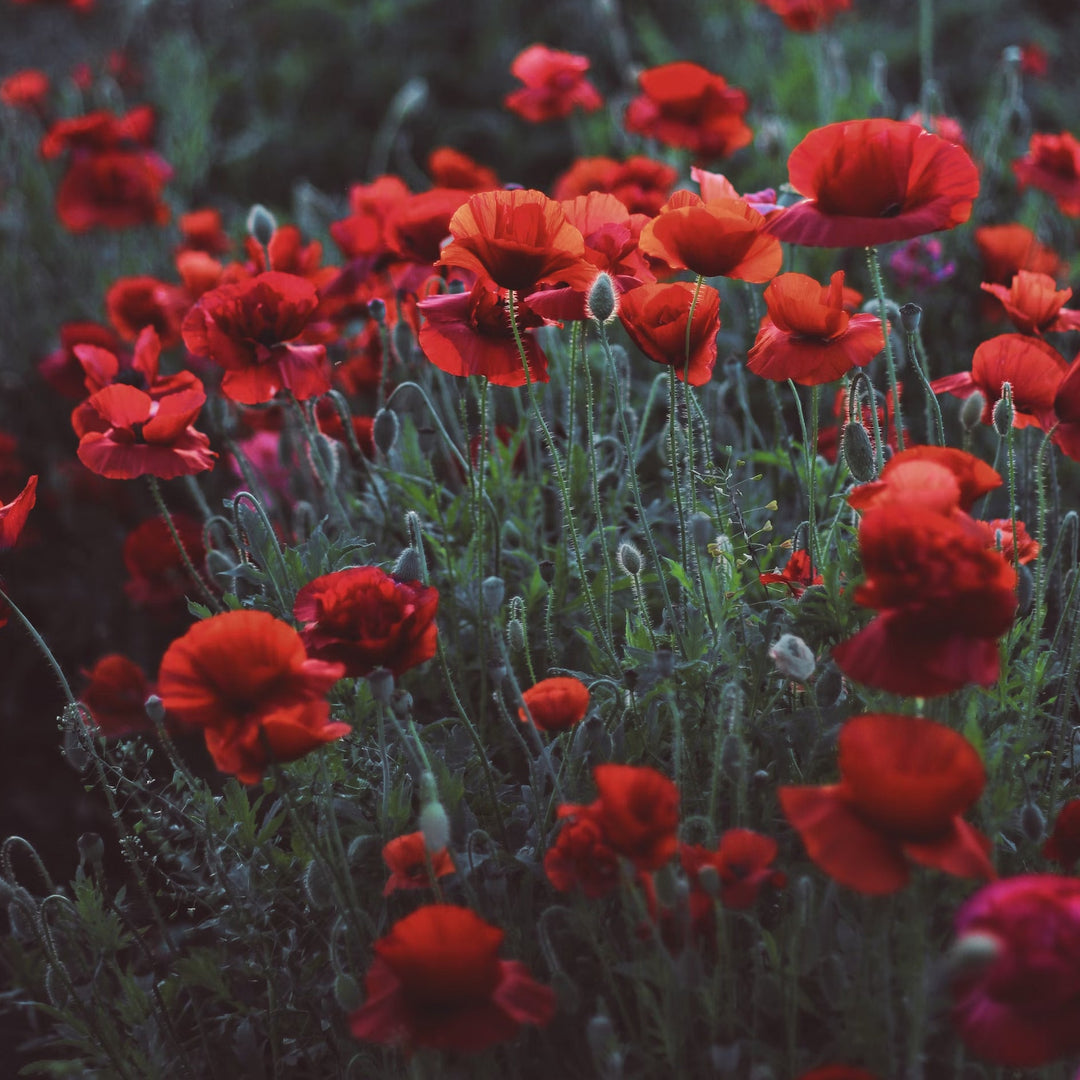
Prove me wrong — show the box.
[902,818,996,881]
[0,475,37,550]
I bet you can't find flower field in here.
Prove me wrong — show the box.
[2,0,1080,1076]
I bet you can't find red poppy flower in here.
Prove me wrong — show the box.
[293,565,438,679]
[177,208,232,256]
[504,44,603,123]
[384,188,469,269]
[329,174,411,261]
[418,279,550,387]
[639,194,781,282]
[589,764,680,872]
[0,475,37,551]
[40,106,156,159]
[759,547,823,597]
[105,275,189,345]
[78,654,155,737]
[832,503,1017,696]
[756,0,851,32]
[618,280,721,386]
[975,223,1065,285]
[382,832,456,896]
[684,829,786,910]
[847,445,1002,516]
[931,333,1068,432]
[181,271,330,404]
[780,713,995,894]
[518,676,590,733]
[437,188,594,293]
[976,518,1039,565]
[349,904,556,1053]
[1013,132,1080,216]
[747,270,884,385]
[158,609,348,784]
[55,150,172,233]
[817,384,903,464]
[123,514,206,614]
[73,382,216,480]
[427,147,499,192]
[1,69,50,112]
[553,154,678,217]
[766,118,979,248]
[950,874,1080,1067]
[544,809,621,898]
[907,111,967,149]
[1044,801,1080,868]
[980,271,1080,336]
[39,322,123,399]
[624,62,753,160]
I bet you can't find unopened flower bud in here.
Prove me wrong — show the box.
[419,799,451,852]
[1020,800,1046,843]
[697,864,721,898]
[586,1013,616,1063]
[947,931,1001,978]
[960,390,986,433]
[368,667,394,703]
[393,546,423,583]
[814,662,845,708]
[507,617,527,653]
[77,832,104,868]
[367,297,386,324]
[769,633,816,682]
[841,421,877,482]
[586,272,619,324]
[302,859,335,910]
[144,694,166,727]
[1016,562,1034,616]
[245,203,277,247]
[993,384,1014,436]
[372,408,399,455]
[616,540,642,577]
[482,575,505,610]
[539,559,555,585]
[899,302,923,333]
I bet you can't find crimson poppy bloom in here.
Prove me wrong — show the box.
[105,276,189,345]
[980,271,1080,336]
[1013,132,1080,216]
[177,208,232,256]
[780,713,995,894]
[55,150,172,233]
[685,829,786,910]
[382,832,456,896]
[1,69,50,112]
[639,194,781,282]
[974,223,1065,285]
[293,565,438,679]
[418,280,550,387]
[437,188,594,293]
[123,514,206,614]
[624,62,752,160]
[181,271,330,404]
[766,118,979,248]
[78,654,155,737]
[747,270,884,385]
[950,874,1080,1067]
[40,106,156,159]
[553,154,678,216]
[1044,801,1080,869]
[427,146,499,191]
[618,280,721,386]
[384,188,470,271]
[832,503,1017,696]
[349,904,556,1052]
[975,518,1039,565]
[756,0,851,32]
[504,44,603,123]
[544,810,622,898]
[158,609,348,784]
[931,333,1068,432]
[0,475,37,551]
[73,383,216,480]
[590,764,680,872]
[759,547,822,596]
[518,676,590,733]
[38,322,123,399]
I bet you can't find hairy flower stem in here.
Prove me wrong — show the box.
[599,321,685,656]
[904,328,945,445]
[865,245,905,451]
[147,476,221,612]
[290,396,353,530]
[788,382,820,574]
[0,585,76,704]
[507,290,618,668]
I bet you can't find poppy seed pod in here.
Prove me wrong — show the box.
[245,203,277,247]
[899,302,923,333]
[372,408,398,455]
[586,272,619,324]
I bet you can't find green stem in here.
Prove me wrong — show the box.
[865,246,905,452]
[788,382,819,575]
[905,329,945,446]
[147,476,221,612]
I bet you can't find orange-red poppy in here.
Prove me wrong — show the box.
[0,475,37,551]
[552,154,678,217]
[980,271,1080,336]
[381,832,456,896]
[504,44,603,123]
[518,676,590,733]
[974,222,1065,285]
[1013,131,1080,216]
[756,0,850,32]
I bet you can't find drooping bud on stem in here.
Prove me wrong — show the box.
[245,204,277,248]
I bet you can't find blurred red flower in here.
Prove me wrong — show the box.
[437,188,594,293]
[553,154,678,216]
[590,764,680,872]
[105,275,189,345]
[56,150,171,232]
[767,118,979,247]
[426,146,499,191]
[181,271,330,404]
[1,69,50,112]
[544,810,621,897]
[759,547,822,597]
[756,0,851,32]
[504,44,602,123]
[975,518,1039,565]
[624,62,752,160]
[832,503,1017,696]
[747,270,884,385]
[975,223,1064,285]
[123,513,206,614]
[78,654,155,737]
[686,828,786,910]
[1044,801,1080,869]
[177,208,232,256]
[950,874,1080,1067]
[382,832,456,896]
[1013,131,1080,216]
[158,609,348,784]
[618,280,721,386]
[980,271,1080,336]
[0,475,37,551]
[292,565,438,678]
[349,904,556,1052]
[518,676,590,733]
[780,713,995,894]
[39,321,123,399]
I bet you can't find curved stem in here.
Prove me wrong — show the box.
[865,246,905,452]
[147,476,221,612]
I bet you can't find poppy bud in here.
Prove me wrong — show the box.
[482,575,505,610]
[697,864,721,898]
[814,662,846,708]
[144,694,166,727]
[393,546,423,583]
[586,272,619,325]
[488,659,507,685]
[586,1012,616,1063]
[372,408,398,455]
[947,930,1001,978]
[367,297,387,324]
[1016,561,1034,616]
[899,302,923,333]
[507,618,527,653]
[77,832,104,869]
[302,858,335,910]
[841,420,877,482]
[960,390,986,433]
[768,633,816,682]
[1020,800,1046,843]
[419,799,451,852]
[368,667,394,704]
[539,559,555,585]
[245,204,277,247]
[993,383,1014,435]
[616,540,642,577]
